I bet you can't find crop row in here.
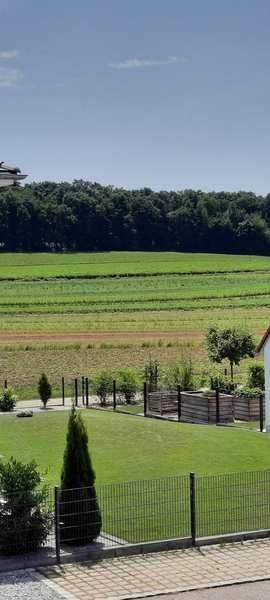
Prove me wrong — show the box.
[0,251,269,279]
[0,271,270,304]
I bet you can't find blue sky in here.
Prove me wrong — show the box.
[1,0,270,194]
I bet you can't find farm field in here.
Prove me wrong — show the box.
[1,251,270,279]
[0,251,269,395]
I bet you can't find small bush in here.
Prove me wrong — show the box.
[118,369,139,404]
[237,387,263,398]
[0,458,51,555]
[248,365,264,390]
[165,354,194,391]
[144,358,160,391]
[210,376,234,394]
[93,370,113,406]
[38,373,52,408]
[0,388,16,412]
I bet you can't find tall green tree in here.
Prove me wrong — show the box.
[38,373,52,409]
[60,406,102,545]
[206,327,256,381]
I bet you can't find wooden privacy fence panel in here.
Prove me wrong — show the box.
[148,391,178,415]
[233,395,265,421]
[180,392,233,424]
[147,390,234,424]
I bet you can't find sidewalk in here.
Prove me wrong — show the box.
[38,538,270,600]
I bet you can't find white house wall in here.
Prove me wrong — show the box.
[264,341,270,432]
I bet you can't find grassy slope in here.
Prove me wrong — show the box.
[0,409,269,487]
[1,409,269,541]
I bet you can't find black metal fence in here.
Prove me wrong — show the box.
[1,469,270,569]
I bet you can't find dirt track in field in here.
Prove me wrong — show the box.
[0,330,203,344]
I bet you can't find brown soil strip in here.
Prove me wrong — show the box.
[0,331,203,344]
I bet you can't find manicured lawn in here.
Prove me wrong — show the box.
[1,409,269,487]
[1,409,270,543]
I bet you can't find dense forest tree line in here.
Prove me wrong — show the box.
[0,180,270,253]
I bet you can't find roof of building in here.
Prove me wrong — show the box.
[256,326,270,353]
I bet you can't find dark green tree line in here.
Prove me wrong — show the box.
[0,182,270,253]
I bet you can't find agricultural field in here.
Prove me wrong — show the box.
[0,251,269,397]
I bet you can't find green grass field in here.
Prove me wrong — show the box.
[1,409,269,485]
[1,251,270,279]
[1,409,270,542]
[0,251,269,395]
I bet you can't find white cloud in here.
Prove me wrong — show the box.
[0,67,21,87]
[109,56,186,70]
[0,50,19,59]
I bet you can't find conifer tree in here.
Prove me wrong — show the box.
[60,406,102,544]
[38,373,52,408]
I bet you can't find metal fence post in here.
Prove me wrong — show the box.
[61,376,65,406]
[260,394,264,433]
[54,486,61,563]
[144,382,148,417]
[74,378,78,407]
[82,376,85,405]
[190,472,196,546]
[177,385,181,422]
[4,379,7,389]
[216,387,220,425]
[85,377,89,407]
[113,379,116,411]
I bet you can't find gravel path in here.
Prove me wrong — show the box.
[0,571,65,600]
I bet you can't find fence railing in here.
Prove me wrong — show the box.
[1,469,270,569]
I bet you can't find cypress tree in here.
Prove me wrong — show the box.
[60,406,102,545]
[38,373,52,409]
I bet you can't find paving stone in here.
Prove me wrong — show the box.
[38,538,270,599]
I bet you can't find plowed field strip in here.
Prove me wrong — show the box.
[0,330,203,343]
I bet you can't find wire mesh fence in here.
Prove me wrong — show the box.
[97,475,191,544]
[1,470,270,568]
[196,470,270,537]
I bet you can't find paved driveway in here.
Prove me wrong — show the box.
[38,538,270,599]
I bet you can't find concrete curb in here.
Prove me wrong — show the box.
[33,569,76,599]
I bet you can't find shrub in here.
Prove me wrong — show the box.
[0,388,16,412]
[179,354,194,390]
[209,376,234,394]
[0,458,51,555]
[248,365,264,390]
[60,406,102,545]
[237,387,263,398]
[144,358,160,391]
[165,354,194,391]
[38,373,52,408]
[93,370,113,406]
[118,369,139,404]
